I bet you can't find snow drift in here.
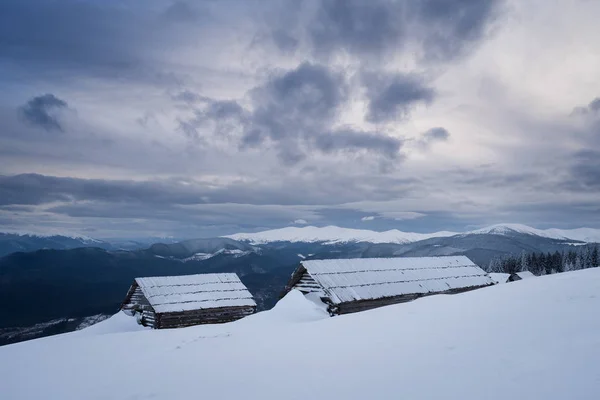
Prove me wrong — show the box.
[1,268,599,400]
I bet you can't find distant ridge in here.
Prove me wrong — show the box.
[225,223,600,244]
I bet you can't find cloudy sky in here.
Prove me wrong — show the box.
[1,0,599,238]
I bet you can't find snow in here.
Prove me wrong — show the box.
[225,225,458,244]
[515,271,535,279]
[2,268,600,400]
[76,311,150,336]
[465,223,600,243]
[489,273,510,284]
[0,229,102,243]
[182,249,252,262]
[134,273,256,313]
[300,256,493,304]
[224,223,600,245]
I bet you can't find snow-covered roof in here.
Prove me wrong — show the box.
[135,273,256,313]
[299,256,493,304]
[515,271,535,279]
[489,273,510,284]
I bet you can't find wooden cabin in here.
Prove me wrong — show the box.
[283,256,494,315]
[508,270,535,282]
[120,273,256,329]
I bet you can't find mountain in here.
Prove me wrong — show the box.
[148,237,256,259]
[0,232,184,257]
[463,223,600,242]
[2,268,599,399]
[225,225,458,244]
[0,232,109,257]
[225,223,600,244]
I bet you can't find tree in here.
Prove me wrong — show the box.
[591,246,599,268]
[520,251,530,272]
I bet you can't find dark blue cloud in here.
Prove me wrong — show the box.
[567,150,600,191]
[364,74,435,123]
[422,127,450,142]
[407,0,503,62]
[313,128,403,159]
[309,0,405,58]
[18,94,68,132]
[303,0,503,62]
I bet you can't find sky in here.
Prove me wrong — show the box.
[1,0,600,239]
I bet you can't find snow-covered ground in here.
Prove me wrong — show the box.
[1,268,599,400]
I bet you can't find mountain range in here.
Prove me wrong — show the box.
[225,223,600,244]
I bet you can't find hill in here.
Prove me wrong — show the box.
[1,268,598,399]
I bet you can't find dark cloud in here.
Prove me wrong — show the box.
[566,150,600,191]
[422,127,450,142]
[0,0,210,83]
[364,74,435,123]
[292,0,503,62]
[309,0,406,58]
[162,1,204,24]
[313,128,403,159]
[176,95,247,142]
[0,172,413,209]
[0,1,145,77]
[271,29,299,53]
[18,94,68,131]
[407,0,503,62]
[172,90,209,104]
[573,97,600,115]
[237,63,404,163]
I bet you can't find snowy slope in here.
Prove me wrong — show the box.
[225,223,600,244]
[225,225,458,244]
[1,268,599,400]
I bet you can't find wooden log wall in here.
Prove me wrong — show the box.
[333,284,492,315]
[157,306,256,329]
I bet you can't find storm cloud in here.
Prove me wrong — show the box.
[303,0,503,62]
[364,74,436,123]
[18,94,68,132]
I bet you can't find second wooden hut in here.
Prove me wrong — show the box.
[283,256,494,315]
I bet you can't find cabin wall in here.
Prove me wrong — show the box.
[121,284,157,328]
[332,284,492,315]
[157,306,256,329]
[122,286,153,312]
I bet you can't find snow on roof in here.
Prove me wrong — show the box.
[515,271,535,279]
[135,273,256,313]
[489,273,510,284]
[300,256,493,304]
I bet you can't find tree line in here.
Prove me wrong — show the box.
[487,245,599,275]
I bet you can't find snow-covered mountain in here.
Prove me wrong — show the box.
[0,232,108,257]
[225,223,600,245]
[1,268,599,399]
[463,223,600,243]
[225,225,459,244]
